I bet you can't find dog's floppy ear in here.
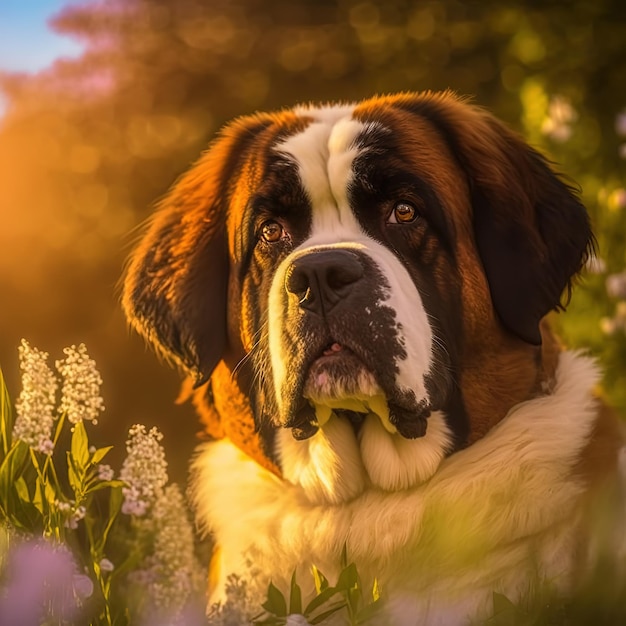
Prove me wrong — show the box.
[122,117,271,384]
[399,92,593,345]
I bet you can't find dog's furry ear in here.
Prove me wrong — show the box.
[122,117,271,384]
[399,92,593,345]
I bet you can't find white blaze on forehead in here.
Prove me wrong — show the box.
[269,104,435,413]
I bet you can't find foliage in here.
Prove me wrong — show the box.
[251,552,382,625]
[0,345,204,625]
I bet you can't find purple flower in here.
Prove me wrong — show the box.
[0,540,90,624]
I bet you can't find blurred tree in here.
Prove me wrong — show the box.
[0,0,624,481]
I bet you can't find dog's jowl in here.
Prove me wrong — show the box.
[123,91,625,625]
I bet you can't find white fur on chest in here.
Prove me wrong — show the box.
[191,352,601,625]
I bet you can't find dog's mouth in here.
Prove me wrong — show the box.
[281,339,430,442]
[303,341,379,401]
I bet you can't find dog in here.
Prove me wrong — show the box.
[122,91,625,625]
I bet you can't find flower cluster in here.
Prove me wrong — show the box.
[139,484,205,623]
[119,424,168,515]
[0,540,92,624]
[56,343,105,425]
[2,341,211,625]
[541,95,577,142]
[207,574,257,626]
[12,340,58,453]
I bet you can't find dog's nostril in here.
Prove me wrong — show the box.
[326,262,364,290]
[285,250,364,315]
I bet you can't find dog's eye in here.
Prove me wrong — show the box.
[388,202,418,224]
[260,220,285,243]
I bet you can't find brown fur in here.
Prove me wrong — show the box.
[124,90,617,485]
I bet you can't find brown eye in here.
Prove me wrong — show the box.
[260,220,285,243]
[389,202,418,224]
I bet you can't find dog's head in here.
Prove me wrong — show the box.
[123,92,592,497]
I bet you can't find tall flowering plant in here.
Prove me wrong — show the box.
[0,341,382,626]
[0,340,205,625]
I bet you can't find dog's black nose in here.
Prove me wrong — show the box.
[286,250,364,316]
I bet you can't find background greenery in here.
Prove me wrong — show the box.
[0,0,624,482]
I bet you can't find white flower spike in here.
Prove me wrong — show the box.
[56,344,105,425]
[12,339,58,453]
[119,424,168,516]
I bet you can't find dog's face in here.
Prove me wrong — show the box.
[123,92,592,493]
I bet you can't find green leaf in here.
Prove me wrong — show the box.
[43,479,57,505]
[0,440,29,502]
[90,446,113,466]
[487,592,523,625]
[70,420,90,470]
[32,479,44,515]
[340,543,348,568]
[14,476,30,503]
[304,585,342,616]
[67,451,80,493]
[252,617,283,626]
[335,562,358,592]
[94,485,123,555]
[355,600,383,624]
[311,564,329,594]
[289,570,302,615]
[492,592,517,614]
[308,601,348,624]
[261,582,287,617]
[0,367,14,457]
[86,479,126,495]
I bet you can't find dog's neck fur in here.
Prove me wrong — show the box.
[461,320,560,444]
[190,350,621,625]
[189,361,281,476]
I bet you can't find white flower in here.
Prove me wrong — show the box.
[39,439,55,455]
[136,484,204,623]
[12,340,58,452]
[206,570,265,625]
[72,574,94,599]
[62,503,87,529]
[97,463,114,481]
[55,344,105,425]
[286,615,311,625]
[99,558,115,573]
[119,424,168,515]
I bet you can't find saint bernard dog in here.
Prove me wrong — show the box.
[122,91,625,625]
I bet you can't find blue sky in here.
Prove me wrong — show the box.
[0,0,84,73]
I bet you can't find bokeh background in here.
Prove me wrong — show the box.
[1,0,625,483]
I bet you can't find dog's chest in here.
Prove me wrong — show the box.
[191,352,603,625]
